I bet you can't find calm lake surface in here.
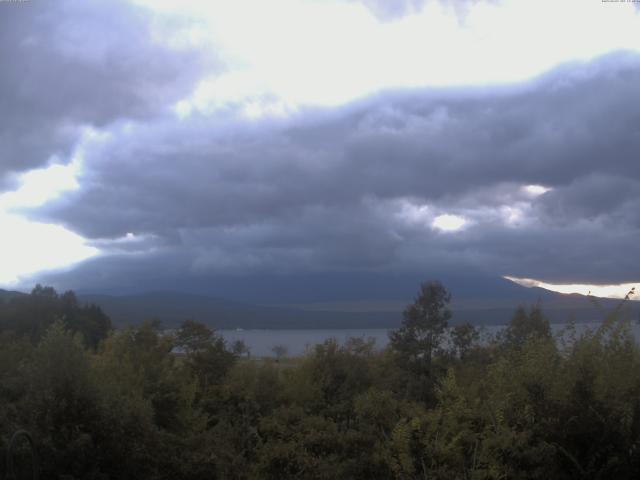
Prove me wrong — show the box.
[220,322,640,357]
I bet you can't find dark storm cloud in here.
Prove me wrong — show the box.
[536,174,640,226]
[28,51,640,289]
[0,0,211,184]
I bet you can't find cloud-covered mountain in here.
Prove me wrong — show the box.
[68,284,640,329]
[5,272,634,330]
[23,52,640,293]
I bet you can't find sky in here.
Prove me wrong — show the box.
[1,0,640,301]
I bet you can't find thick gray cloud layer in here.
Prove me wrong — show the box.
[3,1,639,292]
[0,0,210,184]
[25,51,640,290]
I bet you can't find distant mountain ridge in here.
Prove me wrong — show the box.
[77,289,634,330]
[77,291,398,329]
[0,289,26,302]
[2,278,636,329]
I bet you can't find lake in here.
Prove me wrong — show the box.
[220,321,640,357]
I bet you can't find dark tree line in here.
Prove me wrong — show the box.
[0,285,111,348]
[1,282,639,479]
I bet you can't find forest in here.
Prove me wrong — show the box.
[1,282,640,479]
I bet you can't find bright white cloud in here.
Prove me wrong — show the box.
[432,214,467,232]
[0,137,102,286]
[505,276,639,300]
[0,214,98,285]
[523,184,551,196]
[0,127,111,211]
[133,0,640,116]
[0,161,81,210]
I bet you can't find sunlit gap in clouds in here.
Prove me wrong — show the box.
[396,182,552,232]
[395,200,469,233]
[0,133,102,287]
[133,0,640,119]
[432,214,467,232]
[505,276,639,300]
[523,184,551,196]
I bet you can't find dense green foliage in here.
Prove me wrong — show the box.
[1,283,640,479]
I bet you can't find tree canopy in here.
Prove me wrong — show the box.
[1,283,639,479]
